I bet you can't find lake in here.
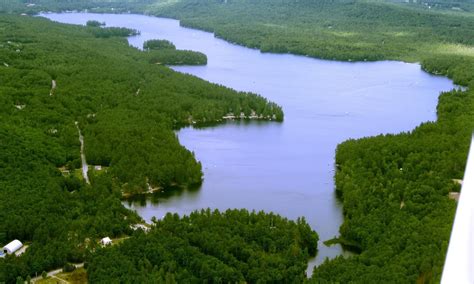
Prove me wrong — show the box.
[43,12,455,273]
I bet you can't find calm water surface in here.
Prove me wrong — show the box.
[44,13,455,273]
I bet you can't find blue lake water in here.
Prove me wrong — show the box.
[43,12,455,274]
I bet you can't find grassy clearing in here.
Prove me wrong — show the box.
[56,268,88,284]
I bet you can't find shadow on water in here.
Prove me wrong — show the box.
[124,183,202,207]
[174,119,281,130]
[127,119,283,210]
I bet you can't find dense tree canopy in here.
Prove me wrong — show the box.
[90,26,140,38]
[87,209,318,283]
[86,20,105,27]
[0,14,282,283]
[0,0,153,14]
[142,0,474,282]
[2,0,474,282]
[144,39,176,50]
[151,0,474,74]
[311,88,474,282]
[144,49,208,65]
[143,39,208,65]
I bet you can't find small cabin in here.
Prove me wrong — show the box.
[2,240,23,255]
[100,237,112,246]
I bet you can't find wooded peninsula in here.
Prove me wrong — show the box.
[0,12,284,283]
[1,0,474,283]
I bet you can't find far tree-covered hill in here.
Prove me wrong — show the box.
[151,0,474,77]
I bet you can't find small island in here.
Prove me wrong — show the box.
[86,20,105,27]
[143,39,207,65]
[85,20,140,38]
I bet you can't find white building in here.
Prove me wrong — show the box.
[100,237,112,246]
[2,240,23,255]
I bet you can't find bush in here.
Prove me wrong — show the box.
[63,263,76,273]
[143,39,176,50]
[86,20,105,27]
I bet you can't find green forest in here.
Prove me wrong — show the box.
[150,0,474,73]
[144,39,176,50]
[0,13,283,283]
[0,0,152,14]
[146,0,474,282]
[1,0,474,283]
[143,39,208,65]
[88,209,318,283]
[312,88,474,282]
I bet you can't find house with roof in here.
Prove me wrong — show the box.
[1,240,23,257]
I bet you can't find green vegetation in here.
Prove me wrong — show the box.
[56,267,88,284]
[2,0,474,282]
[0,0,153,14]
[0,14,282,283]
[87,209,318,283]
[149,0,473,67]
[139,0,474,282]
[145,49,208,65]
[35,267,87,284]
[86,20,105,27]
[387,0,474,12]
[144,39,176,50]
[312,88,474,282]
[89,26,140,38]
[143,39,208,65]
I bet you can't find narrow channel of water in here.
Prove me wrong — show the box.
[44,13,455,273]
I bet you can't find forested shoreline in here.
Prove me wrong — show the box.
[312,88,473,282]
[146,1,474,282]
[144,0,474,282]
[88,209,318,282]
[0,14,284,283]
[1,0,474,282]
[142,39,208,65]
[137,0,474,283]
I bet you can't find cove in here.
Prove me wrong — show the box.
[43,13,455,272]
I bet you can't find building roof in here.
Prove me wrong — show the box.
[101,237,112,243]
[3,240,22,254]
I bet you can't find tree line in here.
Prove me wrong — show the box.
[312,87,474,283]
[143,39,208,65]
[87,209,318,283]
